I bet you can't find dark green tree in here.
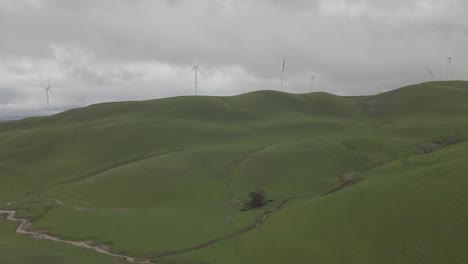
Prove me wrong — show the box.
[248,191,267,208]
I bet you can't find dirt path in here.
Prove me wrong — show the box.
[0,210,153,264]
[54,148,185,186]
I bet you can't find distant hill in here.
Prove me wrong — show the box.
[0,81,467,264]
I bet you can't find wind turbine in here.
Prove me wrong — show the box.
[44,73,55,113]
[280,58,285,90]
[191,65,206,95]
[446,51,453,80]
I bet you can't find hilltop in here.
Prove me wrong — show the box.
[0,81,467,264]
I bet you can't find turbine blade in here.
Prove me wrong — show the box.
[198,68,207,79]
[427,66,435,76]
[282,58,285,71]
[49,89,55,97]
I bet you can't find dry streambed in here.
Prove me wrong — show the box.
[0,210,153,264]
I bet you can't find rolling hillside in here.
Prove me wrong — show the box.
[1,81,467,264]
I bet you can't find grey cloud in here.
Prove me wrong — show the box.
[0,87,23,105]
[0,0,467,119]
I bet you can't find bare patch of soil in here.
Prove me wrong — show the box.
[324,172,365,196]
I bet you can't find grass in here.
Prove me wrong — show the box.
[0,81,467,263]
[169,140,468,264]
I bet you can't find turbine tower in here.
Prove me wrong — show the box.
[280,58,286,90]
[446,51,453,81]
[191,65,206,95]
[44,73,55,112]
[310,75,315,91]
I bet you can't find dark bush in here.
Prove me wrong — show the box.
[246,191,267,209]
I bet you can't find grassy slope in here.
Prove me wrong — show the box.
[169,140,468,264]
[0,81,467,263]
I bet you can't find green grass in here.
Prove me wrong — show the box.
[168,141,468,264]
[0,81,467,263]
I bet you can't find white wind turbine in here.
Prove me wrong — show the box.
[191,65,207,95]
[446,51,453,80]
[280,58,286,90]
[310,75,315,91]
[44,73,55,113]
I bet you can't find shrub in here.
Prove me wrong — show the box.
[246,191,267,209]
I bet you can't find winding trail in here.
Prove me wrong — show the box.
[0,210,153,264]
[226,145,272,180]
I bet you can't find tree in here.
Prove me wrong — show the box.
[247,190,267,209]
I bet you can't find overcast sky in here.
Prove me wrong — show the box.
[1,0,467,119]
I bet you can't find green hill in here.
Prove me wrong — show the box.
[0,81,467,264]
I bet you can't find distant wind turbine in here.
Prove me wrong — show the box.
[280,58,285,90]
[191,65,206,96]
[44,73,55,113]
[446,51,453,80]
